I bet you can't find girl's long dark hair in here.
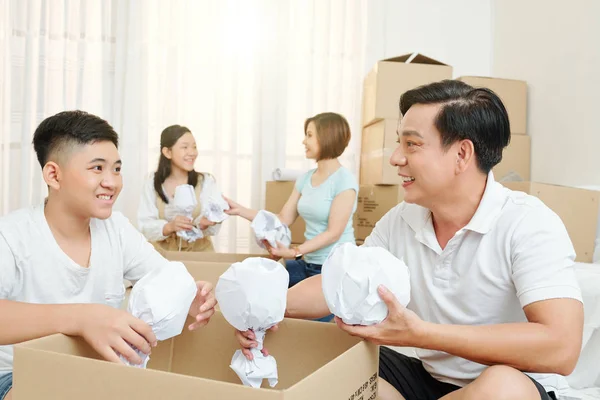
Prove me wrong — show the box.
[153,125,200,204]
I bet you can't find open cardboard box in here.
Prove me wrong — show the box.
[14,312,379,399]
[161,251,268,264]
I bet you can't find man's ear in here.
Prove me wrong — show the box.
[455,139,475,174]
[43,161,61,191]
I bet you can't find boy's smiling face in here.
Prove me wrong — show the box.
[46,140,123,220]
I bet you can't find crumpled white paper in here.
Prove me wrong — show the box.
[322,243,411,325]
[173,184,204,243]
[251,210,292,249]
[198,177,230,223]
[215,257,289,388]
[120,262,198,368]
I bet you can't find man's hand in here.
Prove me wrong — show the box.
[335,285,425,347]
[73,304,157,365]
[188,281,216,330]
[234,325,279,360]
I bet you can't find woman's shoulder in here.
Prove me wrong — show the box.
[336,166,358,183]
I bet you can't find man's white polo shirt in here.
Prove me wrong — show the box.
[364,173,582,392]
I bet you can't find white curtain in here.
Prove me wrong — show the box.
[0,0,367,252]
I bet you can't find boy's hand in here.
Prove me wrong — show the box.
[72,304,157,365]
[188,281,217,330]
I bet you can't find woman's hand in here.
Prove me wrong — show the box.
[163,216,194,236]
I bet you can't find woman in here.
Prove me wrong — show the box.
[226,112,358,291]
[138,125,220,252]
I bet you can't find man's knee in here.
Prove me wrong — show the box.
[465,365,540,400]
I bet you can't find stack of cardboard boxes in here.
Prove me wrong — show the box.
[355,53,453,243]
[457,76,599,262]
[457,76,530,181]
[356,55,599,262]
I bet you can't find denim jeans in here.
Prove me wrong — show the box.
[285,259,333,322]
[0,373,12,400]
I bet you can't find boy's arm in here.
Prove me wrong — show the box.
[0,237,156,364]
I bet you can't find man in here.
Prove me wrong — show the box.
[0,111,216,400]
[238,80,583,400]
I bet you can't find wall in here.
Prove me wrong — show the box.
[365,0,493,79]
[492,0,600,187]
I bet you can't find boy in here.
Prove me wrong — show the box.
[0,111,216,400]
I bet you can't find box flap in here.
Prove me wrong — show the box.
[384,52,448,66]
[14,342,281,399]
[285,342,379,400]
[458,75,526,84]
[182,261,234,286]
[162,251,267,263]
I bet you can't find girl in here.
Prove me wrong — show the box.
[226,112,358,290]
[138,125,221,252]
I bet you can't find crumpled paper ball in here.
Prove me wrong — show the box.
[199,177,230,223]
[322,243,411,325]
[251,210,292,249]
[173,184,203,242]
[215,257,289,387]
[120,262,197,368]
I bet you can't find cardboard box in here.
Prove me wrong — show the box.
[493,134,531,182]
[265,181,306,244]
[362,53,452,127]
[161,251,267,263]
[360,119,400,185]
[503,182,600,262]
[182,261,234,286]
[354,185,404,241]
[14,313,379,399]
[457,76,527,135]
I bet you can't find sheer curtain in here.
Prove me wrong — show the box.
[0,0,367,252]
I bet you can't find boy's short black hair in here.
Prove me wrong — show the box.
[32,110,119,168]
[400,80,511,173]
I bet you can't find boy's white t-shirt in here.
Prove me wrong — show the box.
[0,204,177,375]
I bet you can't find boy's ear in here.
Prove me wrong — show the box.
[43,162,62,190]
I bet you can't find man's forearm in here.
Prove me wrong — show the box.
[419,321,579,375]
